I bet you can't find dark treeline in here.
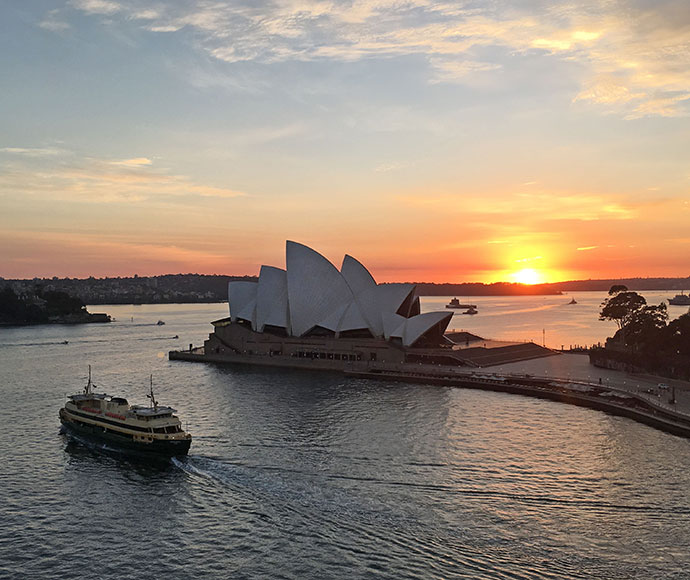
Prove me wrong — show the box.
[416,277,690,296]
[411,282,561,296]
[2,274,257,305]
[0,286,109,325]
[2,274,689,303]
[547,277,690,293]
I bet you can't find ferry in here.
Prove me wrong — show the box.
[59,368,192,457]
[668,293,690,306]
[446,297,477,310]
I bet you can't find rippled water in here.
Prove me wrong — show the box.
[1,301,689,579]
[434,290,686,349]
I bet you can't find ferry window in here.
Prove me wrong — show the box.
[370,353,377,361]
[356,354,362,361]
[334,354,341,360]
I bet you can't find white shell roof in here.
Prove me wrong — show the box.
[228,281,257,322]
[398,311,453,347]
[286,241,353,337]
[341,254,377,294]
[227,241,452,346]
[256,265,289,332]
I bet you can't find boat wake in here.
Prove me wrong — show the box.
[0,335,179,349]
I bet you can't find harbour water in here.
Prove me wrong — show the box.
[434,290,687,350]
[1,294,689,579]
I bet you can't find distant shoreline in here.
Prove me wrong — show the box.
[2,274,688,305]
[0,314,111,327]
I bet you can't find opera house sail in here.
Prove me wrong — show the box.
[170,241,553,371]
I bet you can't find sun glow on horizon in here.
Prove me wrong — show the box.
[511,268,545,285]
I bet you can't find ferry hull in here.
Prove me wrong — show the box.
[59,411,191,457]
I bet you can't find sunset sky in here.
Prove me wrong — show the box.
[1,1,689,283]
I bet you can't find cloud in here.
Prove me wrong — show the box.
[0,152,246,202]
[62,1,690,118]
[1,147,64,157]
[374,161,407,173]
[39,9,71,32]
[69,0,121,15]
[577,246,598,251]
[574,75,645,105]
[395,190,641,224]
[109,157,153,167]
[626,93,690,119]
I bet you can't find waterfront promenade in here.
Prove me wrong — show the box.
[342,352,690,438]
[499,353,690,418]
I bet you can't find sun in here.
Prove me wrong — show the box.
[512,268,543,285]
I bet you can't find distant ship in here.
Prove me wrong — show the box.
[446,297,477,310]
[59,367,192,457]
[668,293,690,306]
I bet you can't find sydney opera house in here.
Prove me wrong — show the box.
[171,241,553,371]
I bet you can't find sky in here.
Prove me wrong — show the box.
[1,0,689,284]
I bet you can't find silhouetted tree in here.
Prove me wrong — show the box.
[660,312,690,356]
[42,290,86,316]
[608,284,628,295]
[0,286,48,324]
[623,303,668,350]
[600,291,647,330]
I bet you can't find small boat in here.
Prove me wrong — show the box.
[668,292,690,306]
[59,367,192,457]
[461,306,478,315]
[567,298,577,305]
[446,297,477,310]
[156,320,165,325]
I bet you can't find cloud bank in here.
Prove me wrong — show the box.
[51,0,690,118]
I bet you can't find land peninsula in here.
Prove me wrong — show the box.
[0,286,110,326]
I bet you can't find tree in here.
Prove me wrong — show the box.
[623,303,668,350]
[599,291,647,330]
[660,312,690,356]
[608,284,628,296]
